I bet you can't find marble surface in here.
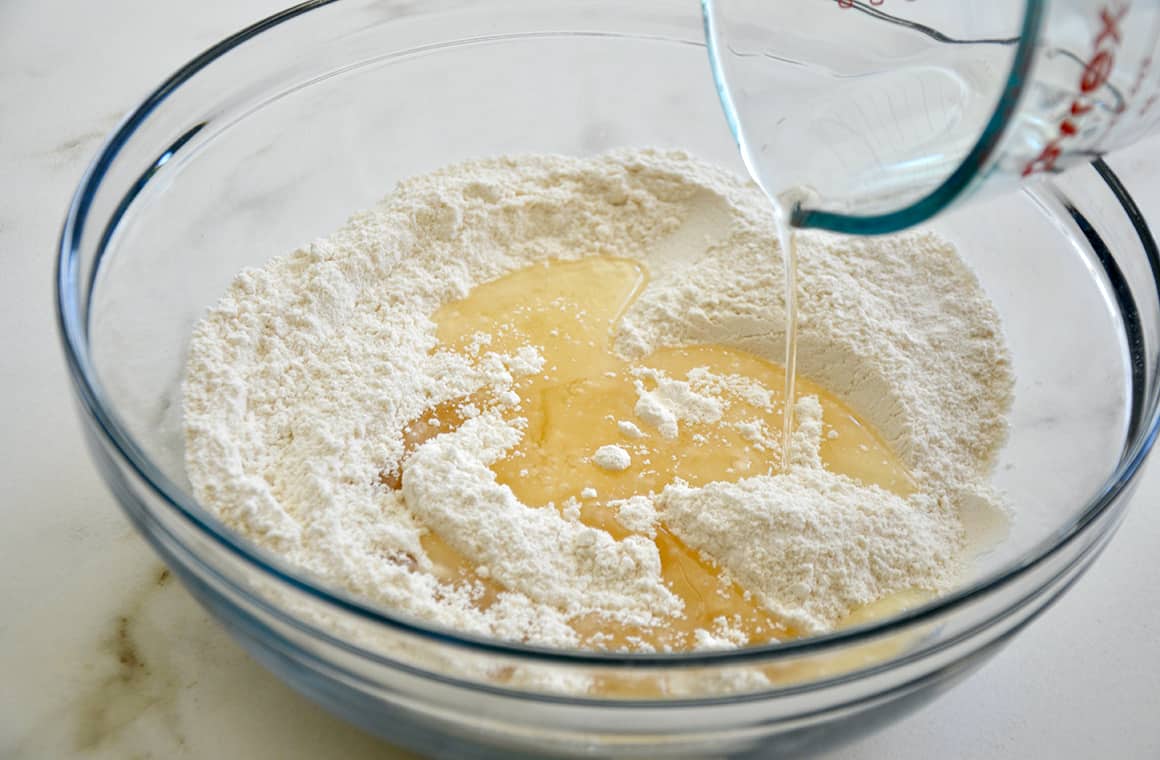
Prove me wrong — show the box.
[2,1,1159,757]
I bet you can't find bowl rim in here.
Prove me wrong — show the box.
[55,0,1160,669]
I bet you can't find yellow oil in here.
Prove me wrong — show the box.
[391,256,915,652]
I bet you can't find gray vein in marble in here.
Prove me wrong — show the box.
[11,566,186,757]
[72,567,186,753]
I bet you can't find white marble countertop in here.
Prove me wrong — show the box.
[2,1,1159,757]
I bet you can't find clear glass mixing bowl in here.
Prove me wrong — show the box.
[56,1,1160,757]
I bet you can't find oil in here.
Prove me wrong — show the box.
[775,201,799,468]
[391,256,914,651]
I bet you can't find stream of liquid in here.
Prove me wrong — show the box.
[775,203,798,468]
[386,256,915,652]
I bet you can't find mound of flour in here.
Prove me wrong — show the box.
[183,149,1013,647]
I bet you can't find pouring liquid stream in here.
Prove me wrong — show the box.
[775,199,798,470]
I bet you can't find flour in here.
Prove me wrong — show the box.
[403,413,679,622]
[617,419,646,439]
[612,495,659,537]
[183,148,1012,652]
[632,367,725,440]
[593,445,632,472]
[661,396,957,633]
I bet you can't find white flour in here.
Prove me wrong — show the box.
[662,396,958,633]
[183,149,1013,649]
[593,445,633,472]
[632,366,726,440]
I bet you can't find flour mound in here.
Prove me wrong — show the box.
[183,149,1012,650]
[403,413,678,623]
[660,398,958,634]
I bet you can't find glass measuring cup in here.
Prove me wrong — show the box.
[705,0,1160,233]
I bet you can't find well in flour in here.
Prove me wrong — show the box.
[183,148,1013,653]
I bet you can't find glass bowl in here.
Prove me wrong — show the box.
[56,0,1160,756]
